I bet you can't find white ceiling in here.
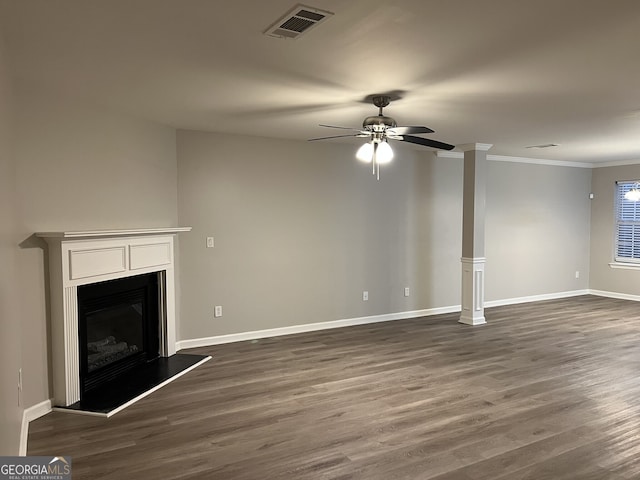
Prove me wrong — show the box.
[2,0,640,163]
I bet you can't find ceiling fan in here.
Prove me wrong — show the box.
[309,95,455,179]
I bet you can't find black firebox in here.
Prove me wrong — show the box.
[78,273,160,396]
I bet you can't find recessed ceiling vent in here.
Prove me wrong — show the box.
[264,4,334,39]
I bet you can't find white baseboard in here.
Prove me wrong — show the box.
[177,290,593,350]
[176,305,461,350]
[484,289,590,308]
[19,399,52,456]
[19,414,27,456]
[589,289,640,302]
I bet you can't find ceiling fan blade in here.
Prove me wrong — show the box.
[308,133,369,141]
[387,126,434,135]
[397,135,455,151]
[319,124,361,131]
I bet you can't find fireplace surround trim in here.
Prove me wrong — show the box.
[38,227,191,406]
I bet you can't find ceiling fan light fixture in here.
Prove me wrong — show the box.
[356,142,374,162]
[375,140,393,164]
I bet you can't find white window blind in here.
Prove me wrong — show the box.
[615,181,640,263]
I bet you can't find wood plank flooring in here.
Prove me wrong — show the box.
[28,295,640,479]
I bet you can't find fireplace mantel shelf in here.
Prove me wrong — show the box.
[37,227,192,239]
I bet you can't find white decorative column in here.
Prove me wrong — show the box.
[459,143,492,325]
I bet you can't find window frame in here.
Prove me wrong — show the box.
[613,180,640,265]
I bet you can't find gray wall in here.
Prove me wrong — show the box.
[486,161,592,300]
[590,164,640,295]
[177,131,463,340]
[0,23,23,456]
[12,85,179,415]
[176,132,594,342]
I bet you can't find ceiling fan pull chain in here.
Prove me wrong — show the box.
[372,142,377,176]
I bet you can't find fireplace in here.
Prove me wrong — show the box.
[78,272,160,395]
[38,228,192,408]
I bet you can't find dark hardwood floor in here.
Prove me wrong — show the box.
[28,295,640,479]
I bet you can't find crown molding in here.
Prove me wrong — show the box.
[436,151,463,159]
[457,143,493,152]
[591,159,640,168]
[437,151,593,168]
[437,150,640,169]
[487,154,593,168]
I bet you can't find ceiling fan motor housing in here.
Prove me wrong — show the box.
[363,115,397,131]
[309,92,454,152]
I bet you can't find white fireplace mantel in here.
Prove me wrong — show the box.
[37,227,192,239]
[37,227,191,406]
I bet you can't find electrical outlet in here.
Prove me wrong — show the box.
[363,291,368,301]
[575,271,580,279]
[404,287,410,297]
[214,305,223,317]
[206,237,215,248]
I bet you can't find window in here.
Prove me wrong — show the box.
[615,181,640,263]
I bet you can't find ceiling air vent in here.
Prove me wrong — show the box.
[526,143,560,149]
[264,4,334,39]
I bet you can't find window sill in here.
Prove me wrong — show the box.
[609,262,640,270]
